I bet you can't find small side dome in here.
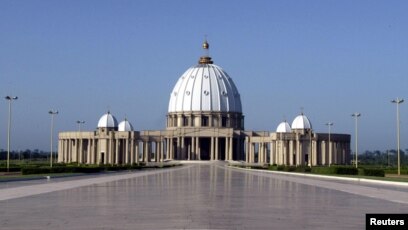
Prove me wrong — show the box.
[97,111,118,128]
[276,121,292,133]
[118,119,134,131]
[291,114,312,130]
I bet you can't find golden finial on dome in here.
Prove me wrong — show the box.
[198,37,213,64]
[202,40,209,50]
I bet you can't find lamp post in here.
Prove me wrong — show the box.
[5,96,18,172]
[76,120,85,132]
[351,113,361,168]
[309,129,312,166]
[49,110,58,167]
[326,122,333,166]
[391,98,404,176]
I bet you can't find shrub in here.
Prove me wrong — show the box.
[0,167,21,172]
[362,168,385,177]
[333,166,358,175]
[311,167,335,174]
[269,165,311,173]
[268,165,278,171]
[277,165,285,171]
[311,166,358,175]
[285,166,297,172]
[21,167,51,175]
[294,166,311,173]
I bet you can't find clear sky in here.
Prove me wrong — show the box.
[0,0,407,152]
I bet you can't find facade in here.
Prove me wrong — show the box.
[58,41,351,166]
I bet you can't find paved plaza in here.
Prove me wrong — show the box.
[0,163,407,229]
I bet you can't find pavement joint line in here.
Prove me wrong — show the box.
[229,166,408,187]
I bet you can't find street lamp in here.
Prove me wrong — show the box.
[309,129,313,166]
[326,122,333,166]
[5,96,18,172]
[391,98,404,176]
[49,110,59,167]
[351,113,361,168]
[76,120,85,132]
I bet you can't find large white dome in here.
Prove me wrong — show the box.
[118,119,134,131]
[276,121,292,133]
[97,112,118,128]
[168,64,242,113]
[291,114,312,130]
[168,41,242,113]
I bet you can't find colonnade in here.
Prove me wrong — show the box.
[58,137,167,165]
[165,136,237,161]
[244,136,350,166]
[58,130,350,166]
[58,134,244,164]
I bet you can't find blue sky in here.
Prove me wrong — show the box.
[0,0,407,152]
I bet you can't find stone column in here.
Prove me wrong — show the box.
[191,137,195,160]
[245,137,249,163]
[153,142,157,162]
[125,139,129,164]
[65,140,68,163]
[225,137,229,161]
[62,139,66,162]
[329,141,332,166]
[157,141,161,162]
[295,140,299,165]
[181,137,186,160]
[79,139,83,164]
[73,139,78,162]
[196,137,201,160]
[87,139,91,164]
[229,137,233,161]
[143,141,149,162]
[289,140,294,166]
[107,138,111,164]
[89,139,94,164]
[270,141,275,165]
[215,137,219,160]
[251,143,255,163]
[160,139,164,162]
[135,141,139,163]
[130,138,134,164]
[166,138,170,160]
[176,137,181,160]
[115,139,119,164]
[170,138,174,160]
[210,137,214,160]
[312,141,317,166]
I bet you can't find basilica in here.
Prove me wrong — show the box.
[58,41,351,166]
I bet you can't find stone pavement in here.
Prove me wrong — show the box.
[0,163,407,229]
